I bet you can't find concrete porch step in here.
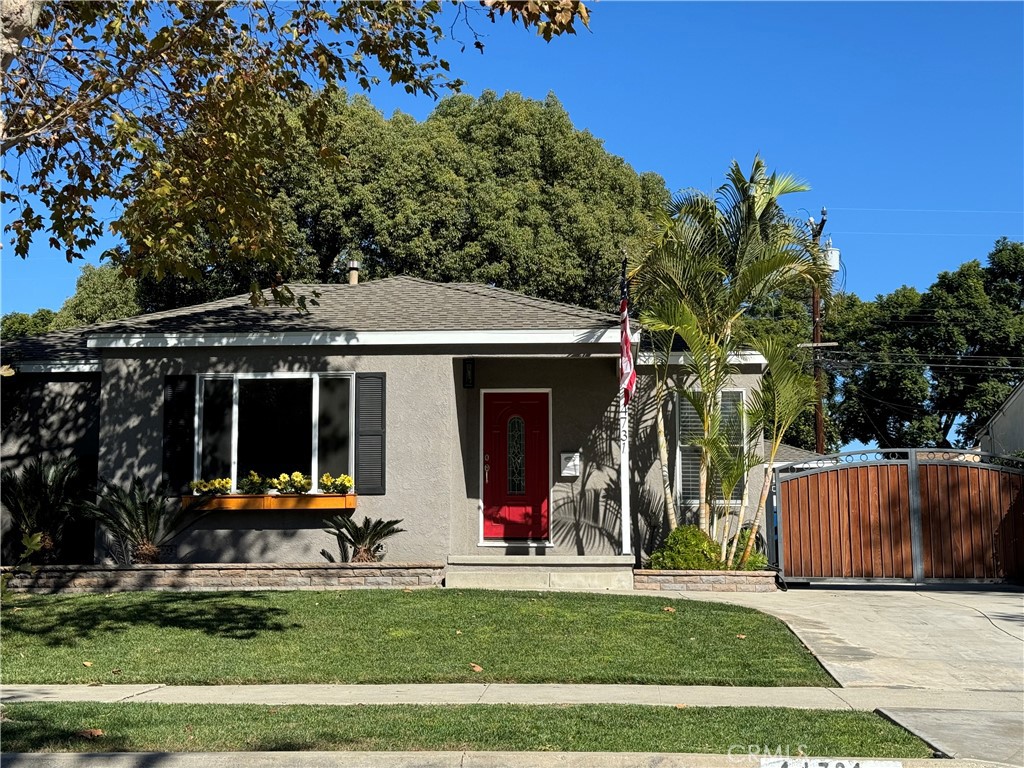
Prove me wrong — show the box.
[445,555,634,590]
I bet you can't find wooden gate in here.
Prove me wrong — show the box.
[775,450,1024,582]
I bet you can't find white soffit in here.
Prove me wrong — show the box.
[16,362,102,373]
[87,328,636,349]
[636,351,768,368]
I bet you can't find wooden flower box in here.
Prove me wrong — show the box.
[181,494,357,512]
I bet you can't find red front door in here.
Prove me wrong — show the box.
[483,392,549,540]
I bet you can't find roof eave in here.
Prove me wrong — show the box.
[87,328,632,349]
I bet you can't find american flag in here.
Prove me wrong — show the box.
[620,259,636,406]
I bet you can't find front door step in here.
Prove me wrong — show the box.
[445,555,634,590]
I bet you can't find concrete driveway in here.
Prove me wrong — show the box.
[681,587,1024,765]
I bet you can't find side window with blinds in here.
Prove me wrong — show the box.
[678,395,701,504]
[721,391,746,501]
[677,391,746,504]
[355,373,386,495]
[163,375,196,494]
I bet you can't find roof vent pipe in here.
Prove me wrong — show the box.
[348,257,360,286]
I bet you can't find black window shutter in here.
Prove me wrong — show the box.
[355,372,386,495]
[163,375,196,494]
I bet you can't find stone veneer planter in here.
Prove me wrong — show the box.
[633,569,777,592]
[1,562,443,594]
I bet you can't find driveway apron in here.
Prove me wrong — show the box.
[678,588,1024,765]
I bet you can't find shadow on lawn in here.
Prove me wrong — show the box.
[4,593,295,646]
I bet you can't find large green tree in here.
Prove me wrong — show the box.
[0,307,55,340]
[134,90,668,313]
[49,263,141,331]
[831,238,1024,448]
[1,0,589,297]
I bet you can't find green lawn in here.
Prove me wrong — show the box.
[0,703,932,756]
[1,589,833,686]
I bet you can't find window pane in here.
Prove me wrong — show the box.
[200,379,232,480]
[237,379,312,479]
[318,377,351,478]
[722,391,744,446]
[507,416,525,495]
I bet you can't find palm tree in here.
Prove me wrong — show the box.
[740,336,819,567]
[631,156,829,536]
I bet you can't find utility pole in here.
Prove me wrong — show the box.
[810,207,828,454]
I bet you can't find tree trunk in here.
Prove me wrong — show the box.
[697,450,709,534]
[1,0,43,72]
[1,0,43,146]
[725,475,751,569]
[739,464,773,567]
[654,382,678,531]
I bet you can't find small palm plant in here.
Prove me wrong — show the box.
[321,512,405,563]
[83,480,198,564]
[0,457,85,563]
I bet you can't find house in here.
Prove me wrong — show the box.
[977,380,1024,456]
[2,276,768,586]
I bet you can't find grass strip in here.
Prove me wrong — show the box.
[0,703,932,756]
[1,589,833,686]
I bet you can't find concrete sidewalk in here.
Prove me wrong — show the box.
[2,682,1020,713]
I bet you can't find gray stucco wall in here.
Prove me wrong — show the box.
[96,349,628,564]
[1,373,100,563]
[97,349,455,564]
[447,357,623,558]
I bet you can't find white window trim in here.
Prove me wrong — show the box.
[477,388,554,549]
[193,371,355,492]
[675,388,748,511]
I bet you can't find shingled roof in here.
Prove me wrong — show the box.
[5,277,619,364]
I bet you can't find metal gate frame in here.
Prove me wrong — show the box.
[771,448,1024,583]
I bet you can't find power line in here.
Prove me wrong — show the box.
[830,207,1022,215]
[830,231,1018,237]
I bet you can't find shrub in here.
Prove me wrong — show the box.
[321,512,405,563]
[84,480,199,564]
[730,526,770,571]
[648,525,722,570]
[0,457,87,563]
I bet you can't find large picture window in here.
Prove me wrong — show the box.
[194,373,354,492]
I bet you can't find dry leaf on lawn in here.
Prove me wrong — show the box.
[662,606,676,613]
[455,630,463,635]
[736,634,747,639]
[403,588,413,594]
[470,663,483,673]
[675,703,688,709]
[76,729,104,739]
[82,661,93,667]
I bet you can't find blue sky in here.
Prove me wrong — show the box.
[2,1,1022,314]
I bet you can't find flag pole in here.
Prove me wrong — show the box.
[619,254,633,559]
